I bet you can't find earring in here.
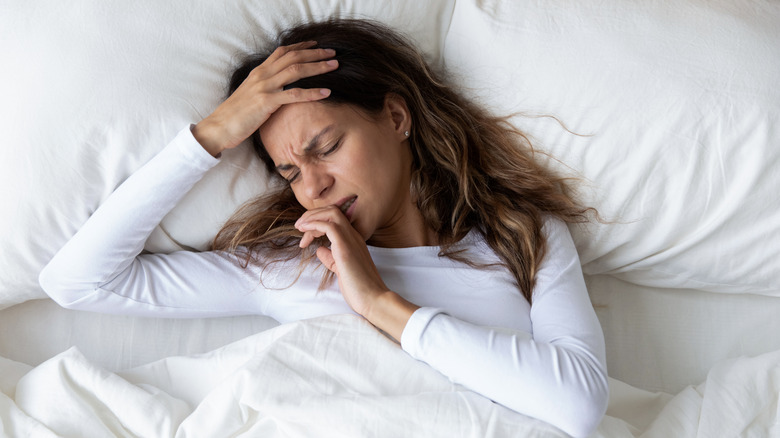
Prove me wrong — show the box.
[404,130,410,137]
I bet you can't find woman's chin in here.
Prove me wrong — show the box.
[356,225,373,242]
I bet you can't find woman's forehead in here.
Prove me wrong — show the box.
[261,102,327,137]
[261,103,328,146]
[259,102,376,154]
[259,103,350,164]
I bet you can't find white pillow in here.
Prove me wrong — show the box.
[0,0,455,309]
[444,0,780,295]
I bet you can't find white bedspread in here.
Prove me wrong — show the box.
[1,315,777,437]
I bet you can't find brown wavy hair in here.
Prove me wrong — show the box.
[212,18,593,302]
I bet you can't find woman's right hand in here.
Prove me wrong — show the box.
[192,41,338,157]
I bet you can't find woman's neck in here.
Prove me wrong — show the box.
[367,201,438,248]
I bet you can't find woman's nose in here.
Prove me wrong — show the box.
[301,166,332,201]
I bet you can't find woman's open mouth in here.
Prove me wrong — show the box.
[339,196,357,217]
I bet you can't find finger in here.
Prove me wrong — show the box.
[295,206,347,230]
[279,46,337,67]
[297,219,336,235]
[265,41,318,63]
[316,246,337,273]
[299,228,326,248]
[269,58,338,90]
[273,87,332,107]
[264,47,337,79]
[297,204,345,221]
[296,220,342,246]
[247,55,336,93]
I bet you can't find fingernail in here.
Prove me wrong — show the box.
[324,48,336,55]
[326,59,338,67]
[320,89,331,97]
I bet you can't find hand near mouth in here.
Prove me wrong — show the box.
[294,205,418,342]
[337,195,357,219]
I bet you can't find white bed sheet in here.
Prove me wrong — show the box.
[587,275,780,394]
[0,299,278,372]
[2,314,778,437]
[2,274,779,396]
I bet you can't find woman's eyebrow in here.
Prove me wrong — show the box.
[303,124,336,154]
[275,124,336,172]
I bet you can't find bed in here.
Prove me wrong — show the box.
[1,0,779,436]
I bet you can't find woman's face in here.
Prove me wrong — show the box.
[258,99,417,245]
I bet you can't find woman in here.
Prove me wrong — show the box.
[40,19,608,437]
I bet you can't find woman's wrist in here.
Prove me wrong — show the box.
[191,120,227,158]
[364,291,419,343]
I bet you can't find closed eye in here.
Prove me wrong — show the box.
[276,165,300,184]
[319,138,342,157]
[275,134,341,184]
[285,170,301,184]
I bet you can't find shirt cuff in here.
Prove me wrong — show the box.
[400,307,447,359]
[167,125,222,172]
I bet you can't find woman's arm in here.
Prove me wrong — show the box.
[40,42,339,318]
[38,127,270,317]
[295,206,607,436]
[399,219,609,438]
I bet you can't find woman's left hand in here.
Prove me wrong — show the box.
[295,206,418,341]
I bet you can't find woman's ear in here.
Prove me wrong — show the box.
[384,93,411,140]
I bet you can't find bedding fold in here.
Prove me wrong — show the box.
[2,315,778,437]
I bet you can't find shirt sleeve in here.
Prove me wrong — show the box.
[399,218,609,438]
[38,126,269,318]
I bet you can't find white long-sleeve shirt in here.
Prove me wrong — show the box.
[39,126,608,437]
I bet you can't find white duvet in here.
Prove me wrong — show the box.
[2,315,778,437]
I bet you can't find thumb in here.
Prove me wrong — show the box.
[316,246,337,273]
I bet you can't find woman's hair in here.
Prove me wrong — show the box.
[212,18,593,303]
